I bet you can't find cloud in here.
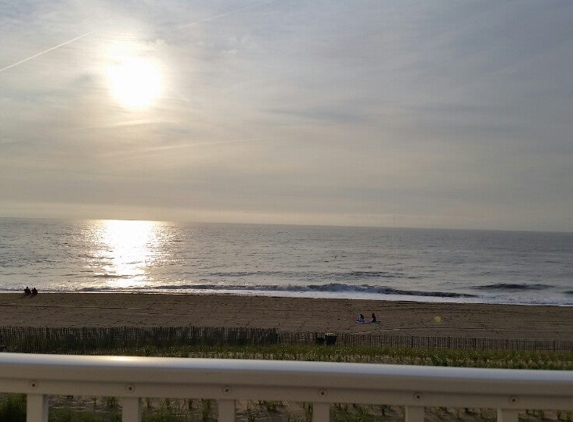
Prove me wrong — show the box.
[0,0,572,231]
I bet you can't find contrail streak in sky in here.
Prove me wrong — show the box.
[174,3,266,30]
[0,30,93,74]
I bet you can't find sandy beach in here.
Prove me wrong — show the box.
[0,293,572,341]
[0,293,573,340]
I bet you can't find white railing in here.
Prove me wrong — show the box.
[1,353,573,422]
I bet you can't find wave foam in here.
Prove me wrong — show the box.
[474,283,552,291]
[77,282,476,299]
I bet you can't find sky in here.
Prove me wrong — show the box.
[0,0,572,232]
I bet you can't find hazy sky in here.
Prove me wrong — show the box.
[1,1,572,231]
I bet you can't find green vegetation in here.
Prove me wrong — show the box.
[0,394,26,422]
[34,343,573,371]
[2,393,573,422]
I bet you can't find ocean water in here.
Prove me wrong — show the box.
[0,218,572,306]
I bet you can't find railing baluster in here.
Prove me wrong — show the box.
[313,402,330,422]
[405,406,424,422]
[218,399,236,422]
[121,397,142,422]
[26,393,48,422]
[497,409,519,422]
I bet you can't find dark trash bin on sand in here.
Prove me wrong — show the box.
[324,333,337,345]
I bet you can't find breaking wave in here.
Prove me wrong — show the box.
[474,283,553,291]
[78,282,477,299]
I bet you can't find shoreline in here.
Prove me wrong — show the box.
[3,290,572,308]
[1,293,573,341]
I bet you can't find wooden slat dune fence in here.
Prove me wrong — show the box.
[286,332,573,352]
[0,326,279,353]
[0,326,571,353]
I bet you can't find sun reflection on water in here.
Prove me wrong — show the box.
[90,219,166,289]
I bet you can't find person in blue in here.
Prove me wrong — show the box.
[357,314,365,323]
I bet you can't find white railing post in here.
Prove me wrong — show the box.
[405,406,425,422]
[121,397,141,422]
[27,394,48,422]
[313,402,330,422]
[497,409,519,422]
[218,399,236,422]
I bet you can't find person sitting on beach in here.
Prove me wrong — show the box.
[24,286,31,296]
[371,313,377,323]
[357,314,365,323]
[31,287,38,296]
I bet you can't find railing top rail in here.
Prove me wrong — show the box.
[1,353,573,397]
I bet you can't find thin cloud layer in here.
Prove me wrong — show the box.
[0,0,572,231]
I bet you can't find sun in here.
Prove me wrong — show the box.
[106,57,162,108]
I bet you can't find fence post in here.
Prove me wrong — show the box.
[27,394,48,422]
[313,402,330,422]
[497,409,518,422]
[405,406,424,422]
[121,397,141,422]
[218,399,236,422]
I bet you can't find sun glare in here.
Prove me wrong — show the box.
[106,57,162,108]
[93,219,163,288]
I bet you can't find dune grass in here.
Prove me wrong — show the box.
[64,343,573,370]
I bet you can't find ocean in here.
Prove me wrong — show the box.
[0,218,572,306]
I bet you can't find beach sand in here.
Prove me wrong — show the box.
[1,293,572,341]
